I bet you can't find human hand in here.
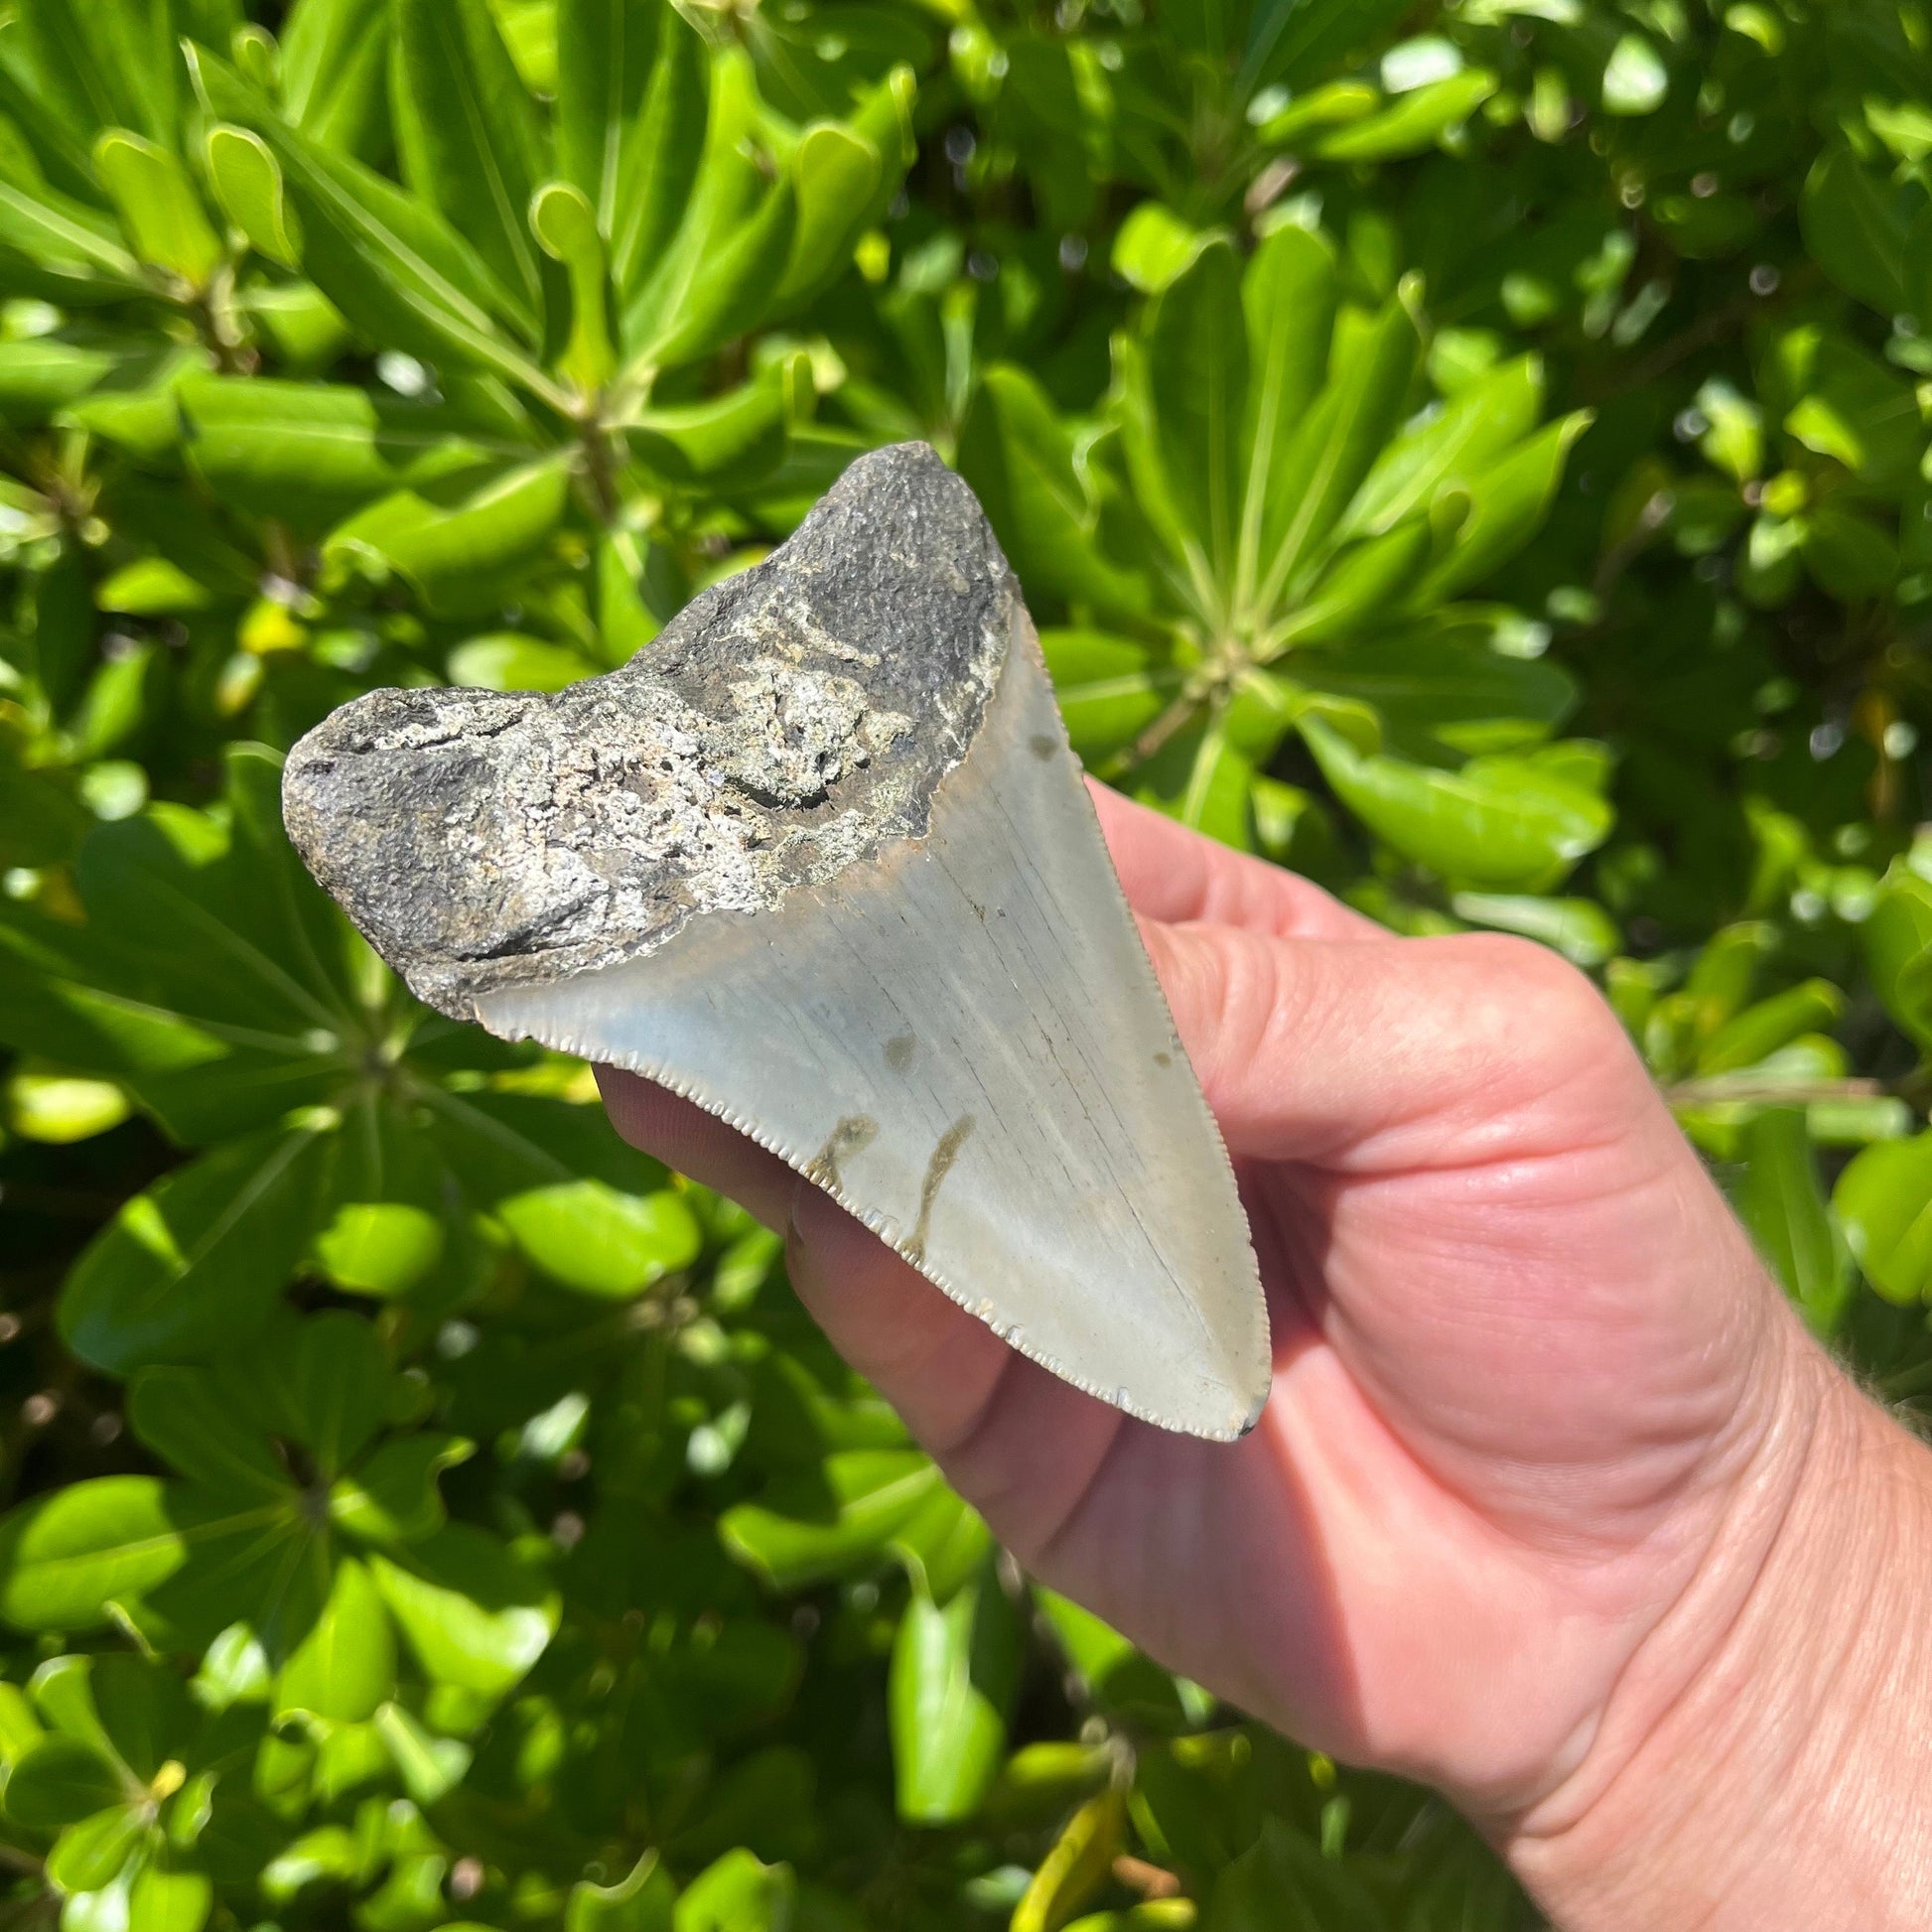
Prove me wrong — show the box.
[602,782,1932,1930]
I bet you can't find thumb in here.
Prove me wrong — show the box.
[1136,917,1660,1170]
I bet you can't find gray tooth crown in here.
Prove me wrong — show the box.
[283,443,1008,1019]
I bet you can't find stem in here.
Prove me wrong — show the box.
[1108,682,1208,777]
[1875,1356,1932,1402]
[195,262,257,376]
[579,417,621,528]
[1664,1076,1889,1107]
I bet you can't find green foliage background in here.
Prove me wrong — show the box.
[5,0,1932,1924]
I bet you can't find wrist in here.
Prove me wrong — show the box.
[1507,1322,1932,1930]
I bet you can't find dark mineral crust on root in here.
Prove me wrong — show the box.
[283,444,1015,1019]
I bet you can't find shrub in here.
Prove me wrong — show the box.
[3,0,1932,1927]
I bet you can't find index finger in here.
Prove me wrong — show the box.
[1086,779,1378,941]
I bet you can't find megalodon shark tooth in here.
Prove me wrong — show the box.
[283,443,1269,1440]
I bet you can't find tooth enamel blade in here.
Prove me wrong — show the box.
[480,621,1269,1439]
[282,442,1269,1440]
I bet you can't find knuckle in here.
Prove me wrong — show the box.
[1438,931,1633,1085]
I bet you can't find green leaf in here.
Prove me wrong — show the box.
[1041,629,1182,764]
[447,632,596,692]
[568,1849,674,1932]
[73,1651,194,1783]
[0,337,119,423]
[325,457,573,612]
[956,366,1151,618]
[27,911,295,1099]
[1035,1589,1191,1729]
[1172,722,1259,850]
[1013,1789,1126,1932]
[60,1128,326,1374]
[1304,720,1611,889]
[1112,202,1201,295]
[892,1487,992,1606]
[368,1526,557,1695]
[621,49,792,370]
[276,1556,394,1723]
[531,180,616,392]
[1236,222,1336,606]
[204,124,298,267]
[0,1477,187,1633]
[314,1202,446,1298]
[1252,0,1413,89]
[330,1434,472,1547]
[1416,410,1591,602]
[127,1368,290,1500]
[644,175,794,373]
[1143,234,1247,589]
[1449,892,1619,967]
[1256,292,1419,613]
[1802,507,1898,601]
[391,0,547,328]
[776,122,881,308]
[557,0,712,303]
[278,0,391,154]
[721,1449,947,1590]
[1697,980,1845,1075]
[1600,35,1668,116]
[672,1850,794,1932]
[188,47,560,400]
[47,1803,148,1893]
[180,373,509,530]
[1800,149,1918,319]
[92,129,221,285]
[1311,69,1495,160]
[65,342,206,464]
[1270,521,1434,646]
[889,1566,1020,1824]
[604,1,707,297]
[288,1311,391,1476]
[1206,1817,1387,1931]
[10,0,180,150]
[1340,354,1543,541]
[0,1682,45,1765]
[0,146,140,281]
[1736,1108,1853,1335]
[372,1701,471,1806]
[1864,861,1932,1048]
[555,0,659,227]
[260,1823,370,1904]
[497,1178,702,1296]
[625,360,797,486]
[6,1068,130,1145]
[1063,1909,1195,1932]
[1,1736,126,1826]
[128,1866,213,1932]
[1695,377,1763,483]
[25,1655,109,1754]
[1282,631,1575,758]
[1774,328,1920,483]
[1836,1131,1932,1306]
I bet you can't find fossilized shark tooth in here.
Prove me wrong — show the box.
[284,443,1268,1439]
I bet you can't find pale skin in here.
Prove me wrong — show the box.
[601,783,1932,1929]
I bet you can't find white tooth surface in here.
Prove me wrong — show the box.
[481,617,1269,1441]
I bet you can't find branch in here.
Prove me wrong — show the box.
[1665,1075,1889,1107]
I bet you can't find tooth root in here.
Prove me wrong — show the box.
[480,621,1269,1442]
